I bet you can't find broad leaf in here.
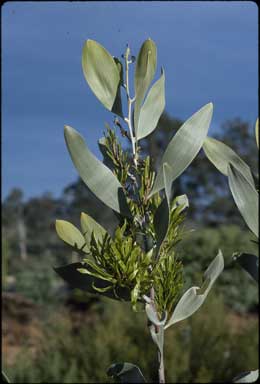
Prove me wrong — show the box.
[153,163,173,255]
[107,362,146,383]
[227,164,258,238]
[149,324,164,368]
[64,125,131,217]
[233,369,259,383]
[82,40,120,111]
[149,103,213,196]
[203,137,255,187]
[80,212,107,246]
[136,69,165,140]
[134,39,157,133]
[146,306,166,370]
[165,250,224,328]
[55,220,87,251]
[145,303,167,326]
[54,263,131,301]
[233,253,258,282]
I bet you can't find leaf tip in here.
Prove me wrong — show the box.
[64,125,73,135]
[55,219,65,237]
[55,219,62,228]
[85,38,95,46]
[80,212,86,219]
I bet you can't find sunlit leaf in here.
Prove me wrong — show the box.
[64,125,131,217]
[145,303,167,326]
[165,250,224,328]
[55,220,87,251]
[149,103,213,196]
[227,164,258,237]
[80,212,107,246]
[233,369,259,383]
[172,194,189,211]
[203,137,255,187]
[82,39,120,111]
[136,69,165,140]
[107,362,146,383]
[134,39,157,133]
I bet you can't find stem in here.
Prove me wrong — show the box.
[124,45,138,166]
[145,232,165,383]
[149,287,165,383]
[123,44,164,381]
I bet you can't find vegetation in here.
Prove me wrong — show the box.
[2,38,258,383]
[3,296,258,383]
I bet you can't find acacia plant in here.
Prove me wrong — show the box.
[203,119,259,383]
[54,38,224,383]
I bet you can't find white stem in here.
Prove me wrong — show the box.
[124,47,137,166]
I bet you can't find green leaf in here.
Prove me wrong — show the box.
[134,39,157,133]
[55,220,87,250]
[203,137,255,187]
[149,103,213,197]
[98,136,115,169]
[114,57,124,86]
[227,164,258,237]
[82,39,120,111]
[172,194,189,211]
[155,192,189,251]
[107,362,146,383]
[255,118,259,148]
[80,212,107,246]
[54,263,131,301]
[77,265,115,283]
[233,370,259,383]
[2,371,10,383]
[92,282,113,293]
[153,163,173,254]
[165,250,224,328]
[55,262,108,293]
[136,68,165,140]
[64,125,131,217]
[233,253,258,282]
[154,193,189,253]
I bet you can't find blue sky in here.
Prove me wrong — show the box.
[2,1,258,201]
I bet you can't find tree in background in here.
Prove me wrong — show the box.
[2,188,27,261]
[2,116,257,312]
[140,114,258,227]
